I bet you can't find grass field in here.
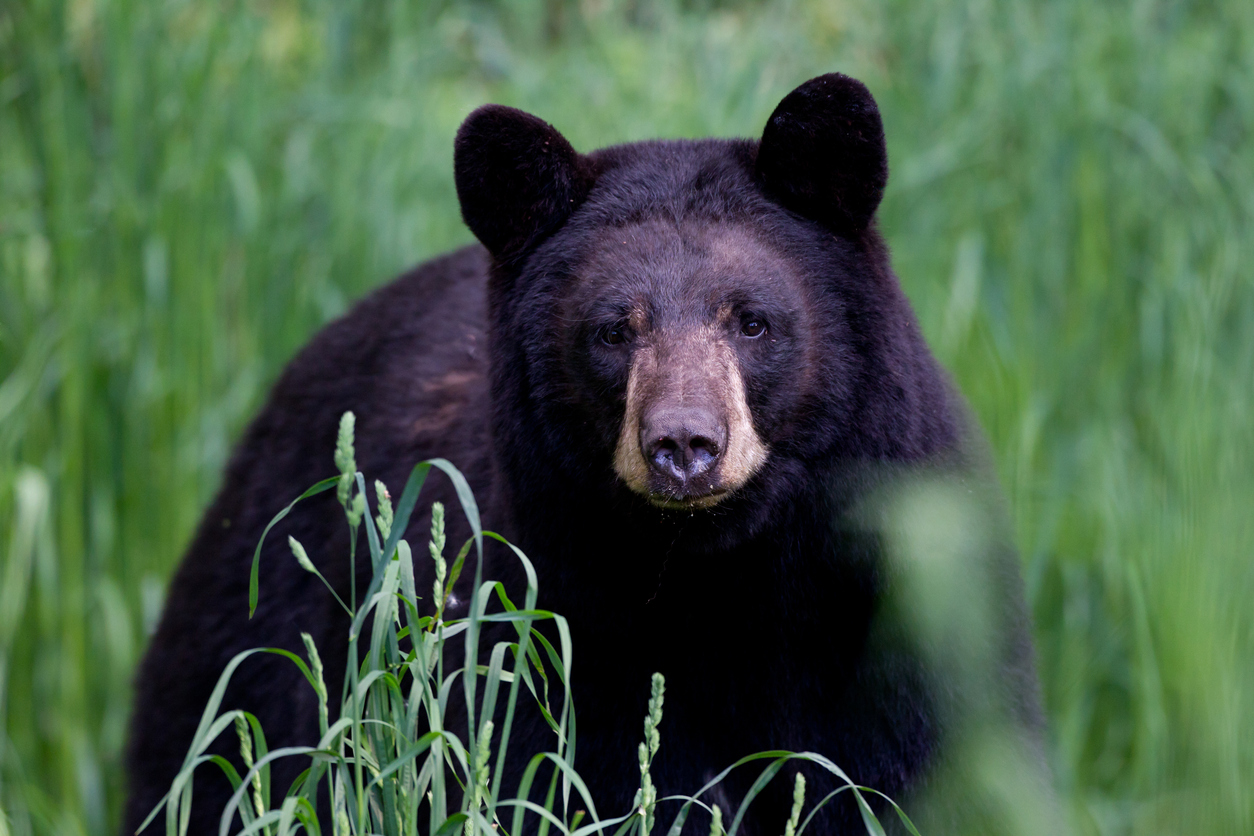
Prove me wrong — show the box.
[2,0,1252,834]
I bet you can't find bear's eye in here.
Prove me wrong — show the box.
[600,323,630,346]
[740,318,767,339]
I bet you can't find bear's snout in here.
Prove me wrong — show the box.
[612,325,768,507]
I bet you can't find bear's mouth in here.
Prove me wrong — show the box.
[646,487,730,511]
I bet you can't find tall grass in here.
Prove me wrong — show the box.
[1,1,1251,835]
[138,414,915,836]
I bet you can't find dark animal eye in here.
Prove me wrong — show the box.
[601,324,629,346]
[740,318,767,338]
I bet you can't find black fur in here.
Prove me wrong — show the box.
[454,105,597,260]
[757,74,888,234]
[123,74,1047,835]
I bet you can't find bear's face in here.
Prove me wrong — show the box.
[568,219,814,508]
[455,74,900,521]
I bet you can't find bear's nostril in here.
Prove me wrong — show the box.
[689,435,718,455]
[687,435,719,474]
[651,437,680,473]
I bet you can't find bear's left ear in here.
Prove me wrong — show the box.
[455,105,596,260]
[755,74,888,234]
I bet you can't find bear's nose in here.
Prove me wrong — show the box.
[641,409,726,485]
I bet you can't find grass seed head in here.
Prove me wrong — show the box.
[334,412,357,507]
[289,536,316,574]
[374,480,393,540]
[783,772,805,836]
[708,804,724,836]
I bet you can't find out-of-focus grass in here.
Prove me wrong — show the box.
[0,1,1250,835]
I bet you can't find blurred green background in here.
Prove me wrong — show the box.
[1,0,1251,834]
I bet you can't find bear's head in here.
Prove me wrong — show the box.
[455,74,954,545]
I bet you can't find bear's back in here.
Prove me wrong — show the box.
[122,244,499,836]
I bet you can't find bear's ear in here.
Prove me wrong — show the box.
[454,105,596,259]
[755,74,888,234]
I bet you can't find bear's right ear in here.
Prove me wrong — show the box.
[755,74,888,235]
[454,105,596,260]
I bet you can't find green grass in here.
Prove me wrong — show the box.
[1,0,1252,834]
[139,415,913,836]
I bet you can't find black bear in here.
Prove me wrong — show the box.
[123,74,1050,835]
